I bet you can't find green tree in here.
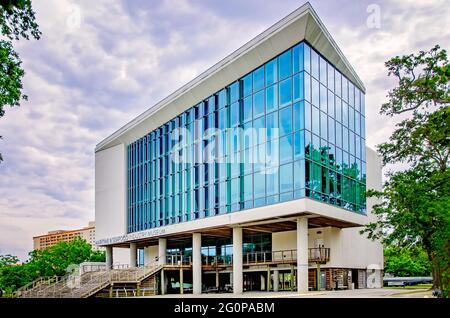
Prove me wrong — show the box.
[0,254,19,266]
[0,0,40,162]
[0,238,106,293]
[384,244,432,277]
[27,238,105,277]
[362,45,450,297]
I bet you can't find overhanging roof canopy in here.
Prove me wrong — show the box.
[96,2,365,152]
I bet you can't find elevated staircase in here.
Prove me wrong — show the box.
[18,262,162,298]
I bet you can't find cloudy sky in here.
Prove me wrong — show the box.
[0,0,449,261]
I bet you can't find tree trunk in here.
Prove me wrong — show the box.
[426,249,440,290]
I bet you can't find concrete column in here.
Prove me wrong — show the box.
[215,270,220,289]
[129,243,137,268]
[261,274,266,291]
[297,217,308,293]
[192,233,202,295]
[158,238,167,265]
[232,227,243,294]
[105,246,113,270]
[180,268,184,294]
[273,269,279,292]
[161,269,166,295]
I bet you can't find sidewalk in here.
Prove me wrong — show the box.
[145,288,433,298]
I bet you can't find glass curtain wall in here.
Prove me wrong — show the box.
[127,41,366,233]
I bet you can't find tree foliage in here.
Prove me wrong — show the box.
[0,254,19,266]
[362,45,450,297]
[0,0,41,40]
[0,0,40,162]
[0,238,105,292]
[384,244,432,277]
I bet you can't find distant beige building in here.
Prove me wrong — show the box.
[33,221,100,251]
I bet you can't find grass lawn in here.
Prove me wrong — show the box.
[385,284,433,289]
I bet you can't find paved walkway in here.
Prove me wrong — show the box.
[148,288,433,298]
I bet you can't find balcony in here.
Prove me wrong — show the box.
[199,248,331,268]
[242,248,330,265]
[308,247,330,264]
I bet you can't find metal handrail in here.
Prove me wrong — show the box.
[243,249,297,265]
[15,275,57,297]
[165,254,192,266]
[203,255,232,266]
[308,247,330,263]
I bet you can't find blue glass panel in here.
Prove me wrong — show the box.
[319,56,327,85]
[231,178,239,204]
[254,172,265,198]
[278,50,292,80]
[229,82,239,103]
[343,128,349,152]
[293,43,304,74]
[279,105,292,136]
[349,82,355,107]
[304,43,311,73]
[361,115,366,139]
[218,107,227,129]
[280,163,293,193]
[361,93,365,116]
[305,101,311,131]
[349,131,355,154]
[242,148,253,174]
[320,111,328,140]
[253,90,265,118]
[336,122,342,148]
[279,134,293,164]
[266,84,278,113]
[266,111,278,141]
[244,174,253,201]
[342,102,348,128]
[242,74,252,97]
[327,63,335,91]
[266,140,278,169]
[256,142,267,169]
[355,135,361,158]
[328,90,335,117]
[253,66,264,92]
[294,160,305,190]
[253,116,265,140]
[342,77,348,103]
[328,116,335,146]
[230,102,239,127]
[311,50,319,79]
[335,96,342,123]
[335,71,342,97]
[266,170,279,196]
[305,72,311,102]
[265,59,278,86]
[349,106,354,131]
[243,96,252,123]
[320,84,327,112]
[293,101,304,131]
[294,130,305,160]
[312,106,319,136]
[279,78,292,107]
[355,88,361,112]
[311,78,319,107]
[293,73,304,102]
